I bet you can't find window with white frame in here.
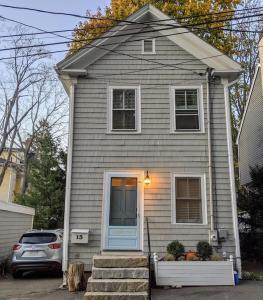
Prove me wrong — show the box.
[109,87,141,132]
[171,87,203,131]
[142,39,155,54]
[172,175,206,224]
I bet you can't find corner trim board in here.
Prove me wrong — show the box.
[222,78,242,277]
[62,78,77,272]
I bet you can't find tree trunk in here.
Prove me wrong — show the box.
[67,261,86,292]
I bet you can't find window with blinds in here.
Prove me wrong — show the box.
[175,177,202,224]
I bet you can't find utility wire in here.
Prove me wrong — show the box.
[0,3,263,35]
[1,11,263,54]
[0,16,70,41]
[0,3,262,24]
[0,16,261,41]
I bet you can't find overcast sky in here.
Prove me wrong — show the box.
[0,0,111,61]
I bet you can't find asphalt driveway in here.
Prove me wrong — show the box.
[1,274,263,300]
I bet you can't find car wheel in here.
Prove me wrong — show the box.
[12,271,22,279]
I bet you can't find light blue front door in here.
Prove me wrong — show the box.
[106,177,140,250]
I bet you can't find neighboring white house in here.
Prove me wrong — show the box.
[237,38,263,185]
[57,4,242,290]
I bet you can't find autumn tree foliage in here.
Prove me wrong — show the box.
[69,0,240,55]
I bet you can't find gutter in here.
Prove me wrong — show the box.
[206,68,214,232]
[222,78,242,277]
[62,78,77,279]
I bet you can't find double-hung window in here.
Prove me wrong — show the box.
[171,86,203,132]
[172,174,206,224]
[109,87,141,133]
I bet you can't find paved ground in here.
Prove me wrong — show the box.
[1,274,263,300]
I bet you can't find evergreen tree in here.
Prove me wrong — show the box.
[16,123,66,229]
[238,165,263,262]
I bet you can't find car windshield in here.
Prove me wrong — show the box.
[19,233,57,244]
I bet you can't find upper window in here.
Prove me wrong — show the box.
[142,39,155,54]
[172,174,206,225]
[108,87,141,133]
[170,86,203,132]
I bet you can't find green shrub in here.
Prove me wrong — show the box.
[242,271,263,281]
[167,240,185,260]
[196,241,212,260]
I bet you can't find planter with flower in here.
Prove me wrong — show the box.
[153,240,235,286]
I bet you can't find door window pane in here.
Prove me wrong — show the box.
[109,177,137,226]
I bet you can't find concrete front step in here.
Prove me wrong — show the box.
[92,267,149,279]
[93,255,148,268]
[84,291,148,300]
[87,278,148,292]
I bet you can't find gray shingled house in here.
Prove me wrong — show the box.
[57,5,242,298]
[237,39,263,185]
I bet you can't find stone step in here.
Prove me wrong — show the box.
[84,291,148,300]
[87,278,148,293]
[93,255,148,268]
[92,267,149,279]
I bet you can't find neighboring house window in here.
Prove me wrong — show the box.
[172,174,206,224]
[170,86,204,132]
[142,39,155,54]
[109,87,141,133]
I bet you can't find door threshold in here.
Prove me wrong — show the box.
[101,250,144,256]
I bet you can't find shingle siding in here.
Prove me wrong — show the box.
[68,31,235,270]
[0,210,33,262]
[239,67,263,185]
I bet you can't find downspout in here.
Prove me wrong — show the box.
[223,78,242,277]
[62,77,77,284]
[206,68,214,232]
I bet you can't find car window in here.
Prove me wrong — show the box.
[19,233,57,244]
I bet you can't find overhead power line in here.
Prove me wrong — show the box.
[0,15,261,41]
[0,3,263,24]
[0,16,71,41]
[0,12,263,55]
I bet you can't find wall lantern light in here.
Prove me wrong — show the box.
[144,170,151,185]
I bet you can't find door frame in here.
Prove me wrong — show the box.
[102,170,144,251]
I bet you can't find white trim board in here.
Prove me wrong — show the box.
[62,79,77,272]
[223,79,242,276]
[236,64,261,144]
[171,173,207,225]
[0,201,35,216]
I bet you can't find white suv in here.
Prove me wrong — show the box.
[11,230,63,278]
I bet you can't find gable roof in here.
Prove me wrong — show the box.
[56,4,241,84]
[236,64,261,144]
